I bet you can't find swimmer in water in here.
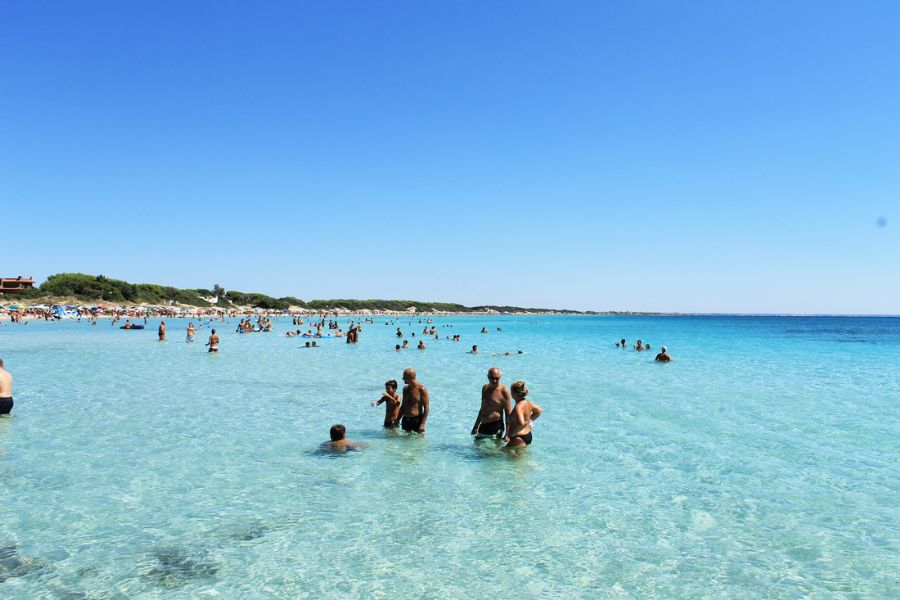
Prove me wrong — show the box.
[417,340,426,350]
[320,424,365,453]
[372,380,402,428]
[399,368,429,434]
[186,322,195,342]
[469,345,478,354]
[504,381,542,450]
[206,329,219,353]
[470,367,511,441]
[158,321,166,341]
[654,346,672,362]
[0,358,14,415]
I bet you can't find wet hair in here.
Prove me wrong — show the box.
[211,329,217,334]
[330,424,346,441]
[0,358,3,367]
[511,381,528,397]
[385,379,398,390]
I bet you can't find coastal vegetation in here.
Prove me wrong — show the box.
[6,273,583,313]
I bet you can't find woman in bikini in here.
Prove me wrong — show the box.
[504,381,542,450]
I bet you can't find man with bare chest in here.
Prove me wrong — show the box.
[0,359,14,415]
[470,367,511,440]
[399,368,429,434]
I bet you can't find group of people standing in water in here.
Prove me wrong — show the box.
[615,338,672,362]
[325,367,541,453]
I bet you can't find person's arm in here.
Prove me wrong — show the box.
[372,391,391,407]
[471,387,487,434]
[471,410,482,435]
[502,388,513,440]
[502,389,512,426]
[418,386,430,432]
[530,402,542,422]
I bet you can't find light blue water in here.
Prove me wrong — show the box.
[0,315,897,598]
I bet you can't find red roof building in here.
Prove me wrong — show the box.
[0,276,35,292]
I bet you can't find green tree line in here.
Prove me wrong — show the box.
[6,273,571,312]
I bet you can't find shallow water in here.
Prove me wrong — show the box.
[0,315,897,598]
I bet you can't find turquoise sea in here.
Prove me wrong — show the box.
[0,315,897,598]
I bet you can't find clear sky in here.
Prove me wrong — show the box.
[1,1,898,313]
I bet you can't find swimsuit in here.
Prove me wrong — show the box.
[384,418,400,429]
[477,419,504,438]
[0,397,13,415]
[511,431,532,445]
[401,415,422,432]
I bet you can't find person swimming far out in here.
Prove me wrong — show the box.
[655,346,672,362]
[469,345,478,354]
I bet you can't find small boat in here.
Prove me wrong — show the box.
[120,325,145,330]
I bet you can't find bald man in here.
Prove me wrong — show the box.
[399,368,430,434]
[470,367,512,440]
[0,358,13,415]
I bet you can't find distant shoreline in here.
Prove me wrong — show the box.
[1,301,897,321]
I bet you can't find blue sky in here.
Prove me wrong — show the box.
[1,1,897,313]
